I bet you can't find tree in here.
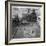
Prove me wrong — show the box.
[27,9,37,22]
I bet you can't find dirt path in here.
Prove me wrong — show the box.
[12,22,40,38]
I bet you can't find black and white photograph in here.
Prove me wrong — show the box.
[11,7,40,38]
[5,1,45,45]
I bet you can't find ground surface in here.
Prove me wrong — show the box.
[12,22,40,38]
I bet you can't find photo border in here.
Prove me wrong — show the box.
[5,1,45,45]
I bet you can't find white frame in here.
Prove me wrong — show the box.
[5,1,45,45]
